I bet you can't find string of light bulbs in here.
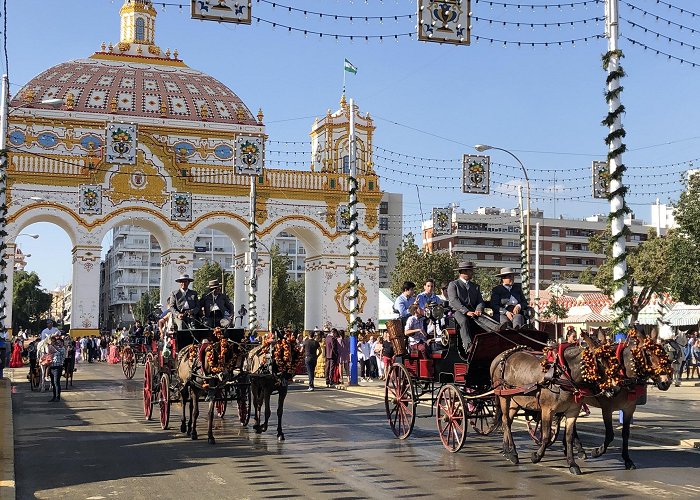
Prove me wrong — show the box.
[621,1,700,34]
[647,0,700,18]
[473,0,602,8]
[622,18,700,51]
[623,36,700,67]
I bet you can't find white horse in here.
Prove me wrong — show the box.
[35,337,52,391]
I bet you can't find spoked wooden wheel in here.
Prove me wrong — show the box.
[526,413,562,446]
[143,359,153,420]
[121,346,136,379]
[470,397,500,436]
[384,363,416,440]
[159,373,170,430]
[237,384,251,426]
[436,384,468,453]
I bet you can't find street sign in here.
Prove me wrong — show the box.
[234,135,264,176]
[417,0,471,45]
[462,154,490,194]
[592,160,609,199]
[191,1,252,25]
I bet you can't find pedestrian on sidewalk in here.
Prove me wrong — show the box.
[302,332,320,391]
[337,330,350,385]
[373,335,385,380]
[325,328,339,387]
[358,335,372,381]
[382,335,395,376]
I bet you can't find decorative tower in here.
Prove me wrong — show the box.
[116,0,165,58]
[309,95,376,175]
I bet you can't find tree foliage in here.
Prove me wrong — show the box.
[193,260,234,300]
[12,271,52,333]
[389,232,500,300]
[132,288,160,324]
[269,245,304,331]
[667,174,700,304]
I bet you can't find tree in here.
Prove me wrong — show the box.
[667,173,700,304]
[578,266,595,285]
[132,288,160,324]
[12,271,52,334]
[269,245,304,330]
[193,260,235,302]
[540,286,570,340]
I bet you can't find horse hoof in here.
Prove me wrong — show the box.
[578,451,588,460]
[208,437,216,445]
[569,465,582,475]
[592,449,603,459]
[181,423,187,433]
[531,452,542,464]
[191,432,198,440]
[506,454,519,465]
[625,461,636,470]
[277,434,285,442]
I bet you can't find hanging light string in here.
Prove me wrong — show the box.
[621,1,700,34]
[473,15,604,27]
[257,0,414,22]
[623,36,700,66]
[473,0,602,8]
[648,0,700,18]
[622,18,700,51]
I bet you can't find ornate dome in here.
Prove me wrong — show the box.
[10,0,257,126]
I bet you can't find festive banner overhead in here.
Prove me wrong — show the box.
[462,154,490,194]
[171,192,193,221]
[191,0,251,25]
[105,123,137,165]
[79,185,102,215]
[417,0,471,45]
[234,136,264,175]
[592,160,609,199]
[432,207,452,236]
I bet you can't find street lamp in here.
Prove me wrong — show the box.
[242,237,273,333]
[17,233,39,239]
[474,144,531,297]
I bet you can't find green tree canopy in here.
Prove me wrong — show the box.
[193,260,234,300]
[12,271,53,334]
[667,173,700,304]
[269,245,304,331]
[132,288,160,324]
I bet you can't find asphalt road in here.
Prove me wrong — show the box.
[11,362,700,500]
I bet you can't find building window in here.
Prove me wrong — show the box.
[379,217,389,230]
[551,271,561,281]
[379,201,388,214]
[342,155,350,174]
[552,257,561,266]
[380,249,388,263]
[484,254,495,261]
[135,18,146,42]
[507,240,518,247]
[484,240,494,247]
[379,234,388,246]
[551,228,560,237]
[551,242,560,252]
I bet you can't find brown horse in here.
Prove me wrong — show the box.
[571,329,673,469]
[490,339,613,475]
[176,336,240,444]
[246,336,301,441]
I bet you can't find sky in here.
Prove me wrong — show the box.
[5,0,700,291]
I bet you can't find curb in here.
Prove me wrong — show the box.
[0,378,15,500]
[312,381,700,451]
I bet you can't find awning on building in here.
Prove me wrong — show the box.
[636,302,671,325]
[662,304,700,327]
[378,288,397,328]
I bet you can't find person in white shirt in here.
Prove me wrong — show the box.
[40,319,60,341]
[358,336,372,382]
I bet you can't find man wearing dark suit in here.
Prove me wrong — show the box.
[490,267,528,329]
[199,279,235,328]
[324,329,339,387]
[168,274,199,330]
[447,261,486,351]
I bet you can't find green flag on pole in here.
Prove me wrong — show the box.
[344,59,358,74]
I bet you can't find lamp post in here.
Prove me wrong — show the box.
[242,237,273,332]
[474,144,531,300]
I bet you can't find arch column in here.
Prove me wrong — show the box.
[232,252,248,329]
[3,244,16,336]
[159,248,194,306]
[69,245,102,338]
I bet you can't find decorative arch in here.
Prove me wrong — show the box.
[7,206,79,247]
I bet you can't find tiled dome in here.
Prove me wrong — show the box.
[12,56,257,125]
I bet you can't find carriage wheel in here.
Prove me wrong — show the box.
[143,359,153,421]
[121,346,136,380]
[159,373,170,430]
[385,363,416,440]
[526,413,561,446]
[237,384,251,426]
[436,384,468,452]
[470,397,500,436]
[215,398,227,418]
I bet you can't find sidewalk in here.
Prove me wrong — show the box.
[0,377,15,500]
[298,375,700,450]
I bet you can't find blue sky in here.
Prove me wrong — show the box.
[6,0,699,290]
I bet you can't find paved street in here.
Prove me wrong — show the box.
[9,362,700,499]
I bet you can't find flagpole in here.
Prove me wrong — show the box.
[343,64,346,95]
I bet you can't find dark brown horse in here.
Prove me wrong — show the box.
[246,335,301,442]
[571,329,672,469]
[176,336,240,444]
[490,339,613,475]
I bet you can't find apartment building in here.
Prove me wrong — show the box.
[379,192,403,288]
[422,207,650,285]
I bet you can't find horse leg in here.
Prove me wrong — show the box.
[499,396,518,465]
[262,385,271,433]
[207,396,216,445]
[591,405,615,459]
[570,425,588,460]
[564,414,582,475]
[191,390,199,440]
[276,384,288,441]
[180,385,188,434]
[531,410,552,464]
[252,381,263,433]
[621,406,636,470]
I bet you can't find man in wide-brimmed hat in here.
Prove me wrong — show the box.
[168,274,199,330]
[199,279,234,328]
[490,267,528,329]
[447,261,486,351]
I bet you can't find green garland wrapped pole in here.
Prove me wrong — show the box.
[347,97,359,386]
[0,74,9,341]
[603,0,631,331]
[248,175,258,335]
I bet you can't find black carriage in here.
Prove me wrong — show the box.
[384,311,551,452]
[142,327,252,430]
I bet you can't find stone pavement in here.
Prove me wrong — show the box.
[298,374,700,450]
[0,378,15,500]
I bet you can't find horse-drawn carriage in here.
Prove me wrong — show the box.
[142,326,253,435]
[121,336,152,380]
[384,310,549,452]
